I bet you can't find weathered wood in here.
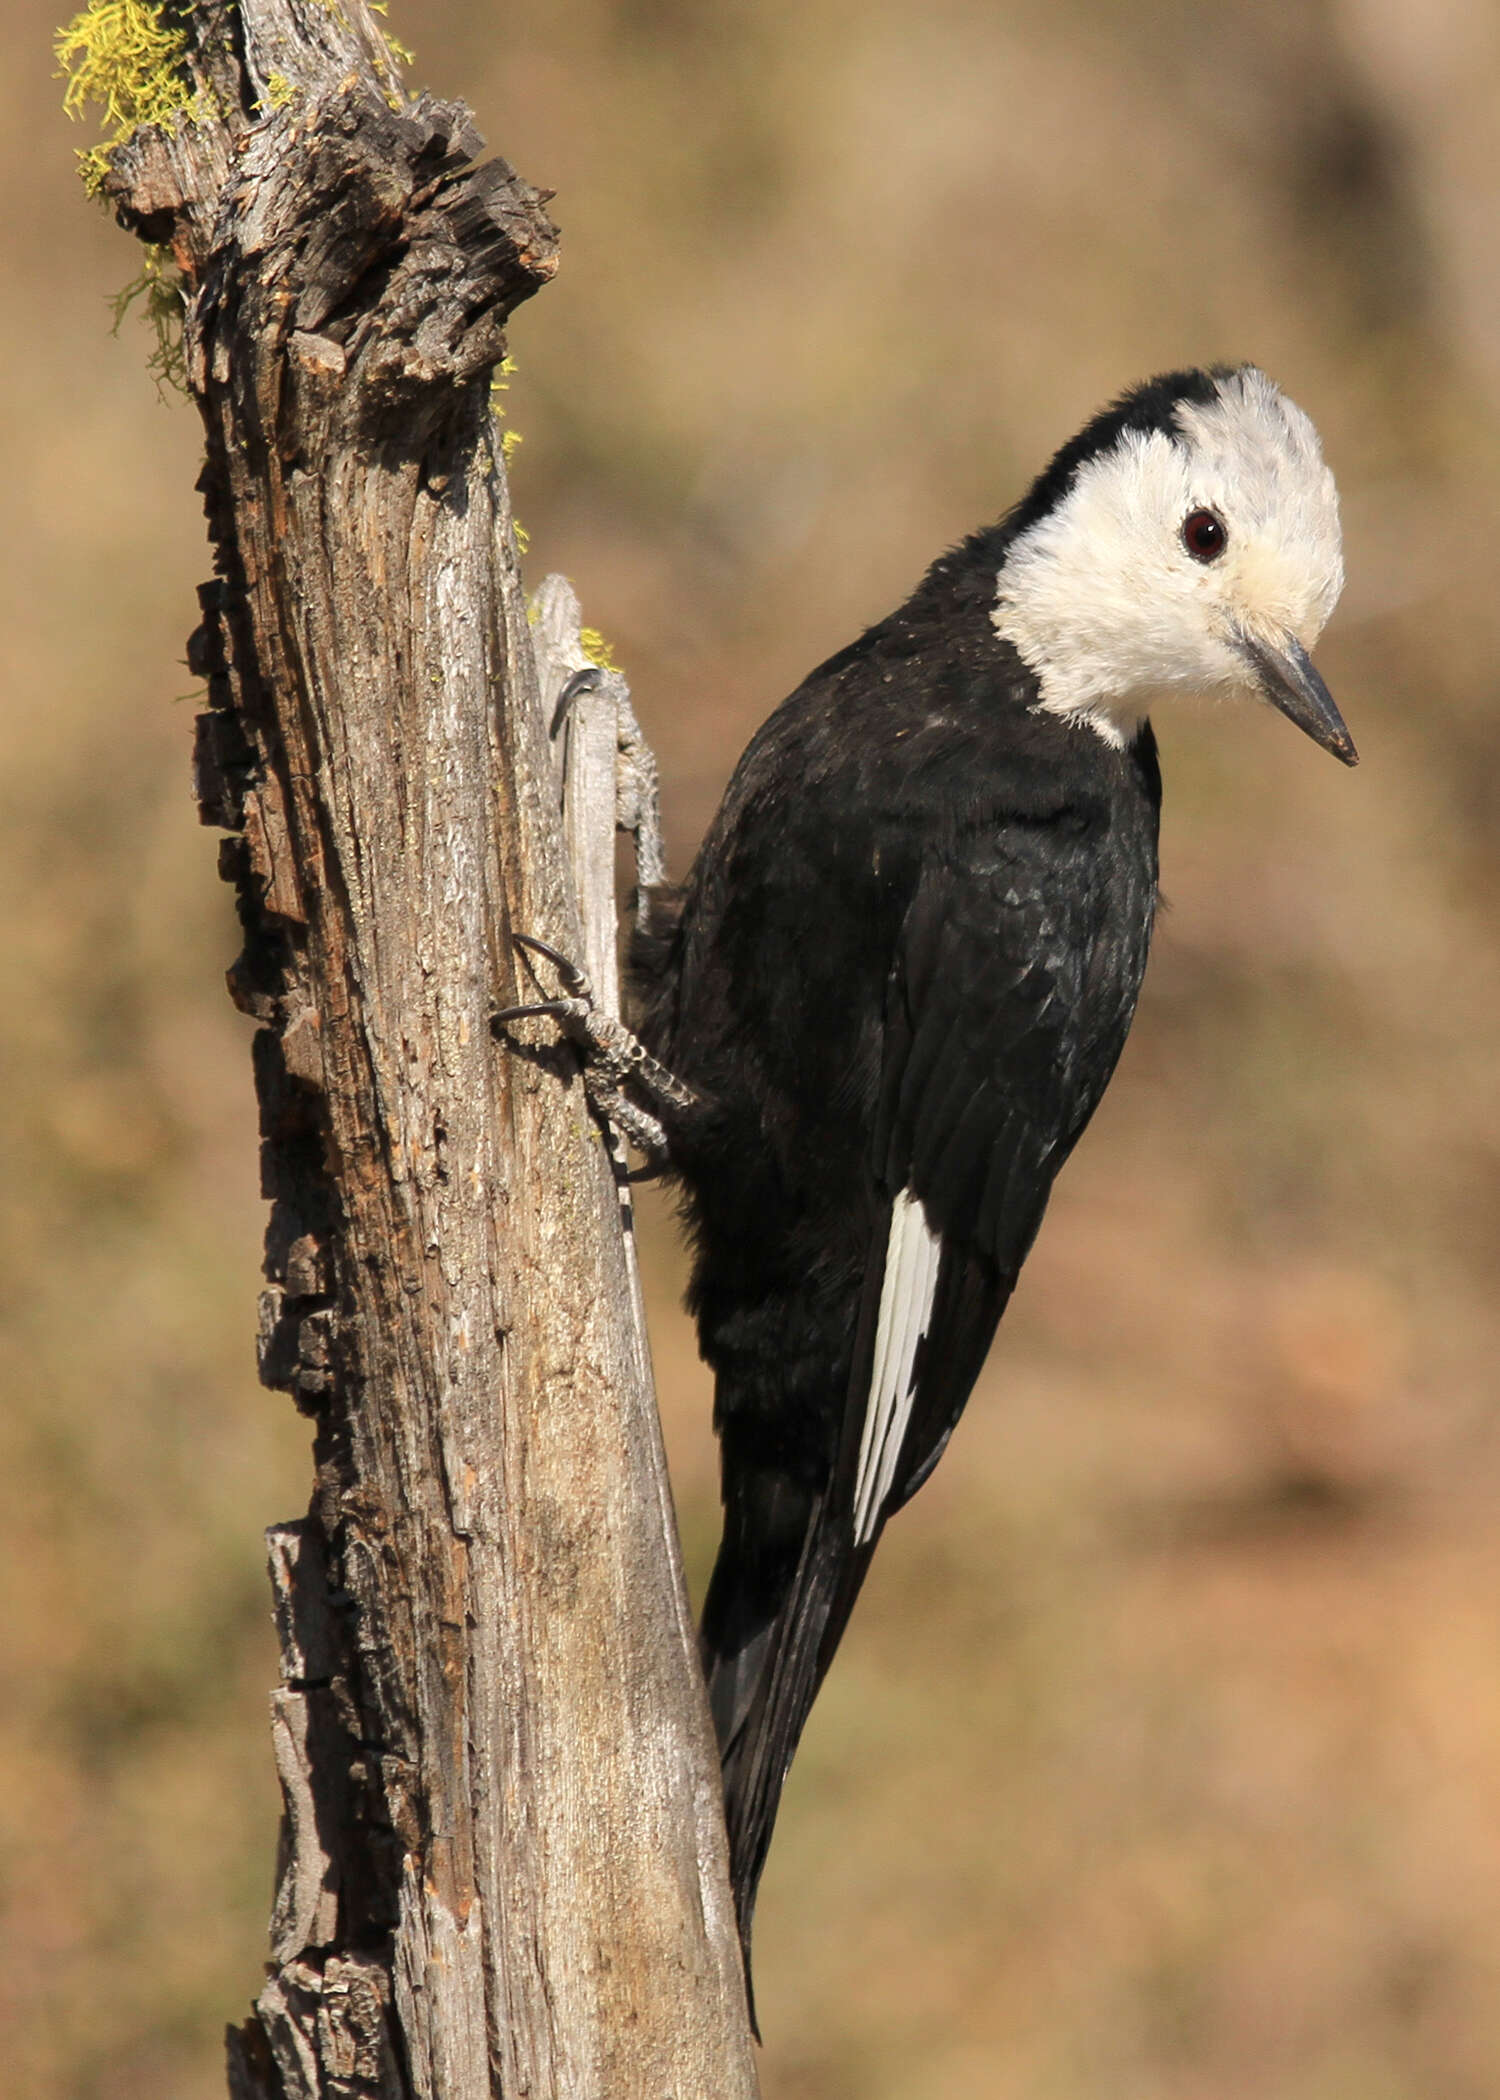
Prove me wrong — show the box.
[529,574,666,1002]
[527,575,667,1416]
[96,4,756,2093]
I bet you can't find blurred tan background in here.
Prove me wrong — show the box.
[6,0,1500,2093]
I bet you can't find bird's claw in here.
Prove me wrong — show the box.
[495,931,699,1165]
[550,665,605,740]
[492,933,599,1030]
[511,930,593,1000]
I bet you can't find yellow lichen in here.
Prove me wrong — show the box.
[111,241,188,397]
[55,0,192,195]
[579,628,622,675]
[368,0,414,96]
[262,71,299,111]
[371,10,415,68]
[492,355,529,534]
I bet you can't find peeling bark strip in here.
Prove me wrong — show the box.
[99,4,757,2094]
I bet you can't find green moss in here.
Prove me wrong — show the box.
[56,0,193,196]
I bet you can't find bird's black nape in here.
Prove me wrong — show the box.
[914,365,1241,603]
[1004,364,1236,540]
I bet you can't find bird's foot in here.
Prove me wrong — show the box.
[495,932,697,1168]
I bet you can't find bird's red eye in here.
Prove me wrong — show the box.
[1182,508,1227,561]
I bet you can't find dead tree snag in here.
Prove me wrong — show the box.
[86,3,758,2093]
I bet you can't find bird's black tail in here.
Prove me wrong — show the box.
[699,1466,875,2024]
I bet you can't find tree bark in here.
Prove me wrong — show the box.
[98,4,757,2093]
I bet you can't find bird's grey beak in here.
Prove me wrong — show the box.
[1236,629,1358,766]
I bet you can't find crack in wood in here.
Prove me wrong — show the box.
[93,4,758,2093]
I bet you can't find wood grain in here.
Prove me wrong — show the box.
[100,4,756,2092]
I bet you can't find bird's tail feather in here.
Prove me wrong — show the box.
[700,1487,873,2025]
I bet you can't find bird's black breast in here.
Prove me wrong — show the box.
[636,558,1162,1281]
[633,561,1161,1464]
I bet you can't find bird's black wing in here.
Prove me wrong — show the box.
[842,822,1121,1547]
[710,809,1147,1990]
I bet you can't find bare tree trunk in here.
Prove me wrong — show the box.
[98,4,757,2093]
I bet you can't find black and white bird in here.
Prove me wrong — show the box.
[511,364,1354,2007]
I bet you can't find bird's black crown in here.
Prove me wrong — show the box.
[922,365,1241,602]
[1007,364,1238,539]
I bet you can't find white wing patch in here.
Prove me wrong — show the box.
[852,1188,943,1546]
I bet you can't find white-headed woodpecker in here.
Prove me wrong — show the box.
[509,365,1355,2011]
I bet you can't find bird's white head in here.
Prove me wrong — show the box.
[992,365,1354,763]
